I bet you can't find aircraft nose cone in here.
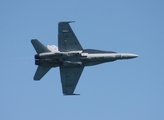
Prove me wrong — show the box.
[117,53,139,59]
[127,54,138,59]
[131,54,138,58]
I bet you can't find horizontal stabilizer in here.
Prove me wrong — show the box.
[34,66,51,80]
[31,39,50,53]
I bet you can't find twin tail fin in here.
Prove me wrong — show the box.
[31,39,52,80]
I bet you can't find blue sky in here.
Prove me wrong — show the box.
[1,0,164,120]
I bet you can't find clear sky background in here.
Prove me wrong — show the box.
[1,0,164,120]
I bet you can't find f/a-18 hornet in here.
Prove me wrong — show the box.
[31,21,138,95]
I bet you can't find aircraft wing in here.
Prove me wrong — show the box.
[60,66,84,95]
[58,22,83,52]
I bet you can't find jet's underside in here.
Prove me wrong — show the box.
[34,49,137,67]
[31,21,138,95]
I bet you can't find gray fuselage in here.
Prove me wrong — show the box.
[35,49,138,67]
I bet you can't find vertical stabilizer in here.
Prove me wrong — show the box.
[31,39,50,53]
[34,66,51,80]
[47,45,59,52]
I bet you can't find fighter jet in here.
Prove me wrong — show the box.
[31,21,138,95]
